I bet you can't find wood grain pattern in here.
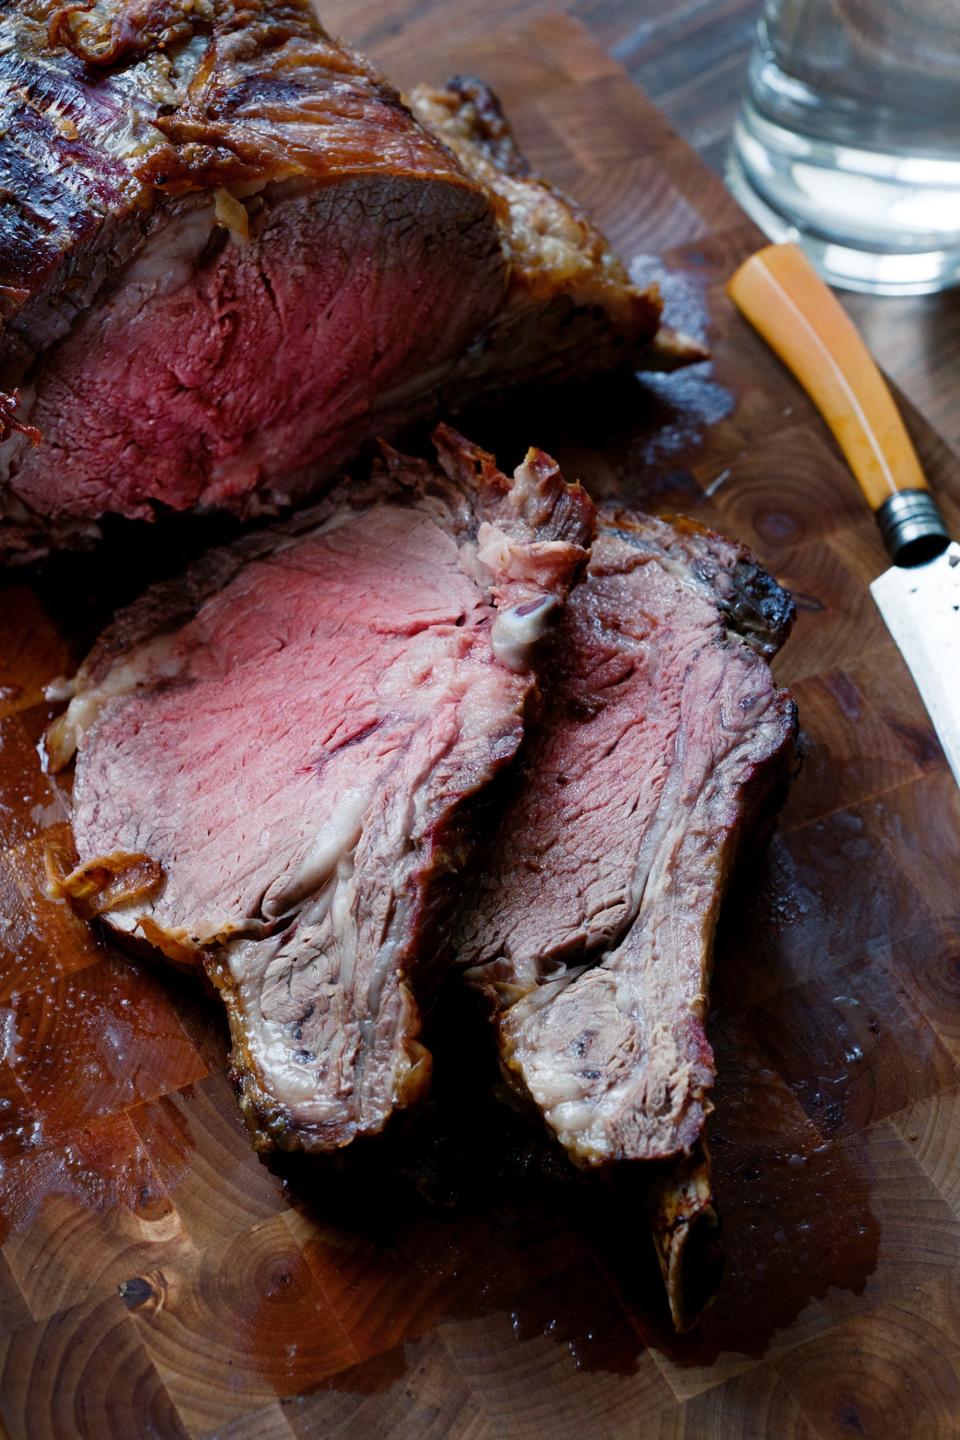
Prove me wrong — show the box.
[1,11,960,1439]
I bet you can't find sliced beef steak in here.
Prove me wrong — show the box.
[455,511,796,1169]
[52,427,595,1150]
[0,1,688,560]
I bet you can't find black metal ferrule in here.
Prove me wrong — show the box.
[875,489,950,566]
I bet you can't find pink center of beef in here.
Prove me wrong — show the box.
[9,176,503,523]
[459,532,791,1164]
[74,503,517,936]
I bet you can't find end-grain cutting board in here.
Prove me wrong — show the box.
[2,15,960,1440]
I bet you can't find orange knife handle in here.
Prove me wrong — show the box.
[727,243,949,564]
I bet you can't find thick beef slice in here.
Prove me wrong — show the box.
[55,427,595,1150]
[456,511,796,1168]
[0,2,689,559]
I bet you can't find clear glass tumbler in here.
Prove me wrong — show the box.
[726,0,960,294]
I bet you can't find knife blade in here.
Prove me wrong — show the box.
[870,541,960,786]
[726,242,959,786]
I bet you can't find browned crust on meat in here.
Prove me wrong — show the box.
[0,0,485,348]
[47,0,206,65]
[45,845,164,918]
[409,76,707,387]
[409,75,660,331]
[600,508,797,658]
[138,7,478,194]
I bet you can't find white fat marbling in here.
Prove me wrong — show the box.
[48,632,183,767]
[246,1014,330,1106]
[260,787,368,919]
[121,201,216,301]
[43,675,75,703]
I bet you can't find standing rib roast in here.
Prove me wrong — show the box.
[0,0,697,559]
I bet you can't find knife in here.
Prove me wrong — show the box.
[726,242,960,787]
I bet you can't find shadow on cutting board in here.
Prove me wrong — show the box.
[267,934,880,1382]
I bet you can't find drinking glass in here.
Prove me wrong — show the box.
[726,0,960,294]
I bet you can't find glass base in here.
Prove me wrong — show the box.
[726,106,960,296]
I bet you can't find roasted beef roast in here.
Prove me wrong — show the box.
[50,427,595,1150]
[455,511,796,1167]
[0,0,695,560]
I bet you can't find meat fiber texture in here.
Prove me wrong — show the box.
[52,426,595,1151]
[455,511,797,1170]
[0,0,689,561]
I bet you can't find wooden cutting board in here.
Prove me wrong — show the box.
[2,14,960,1440]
